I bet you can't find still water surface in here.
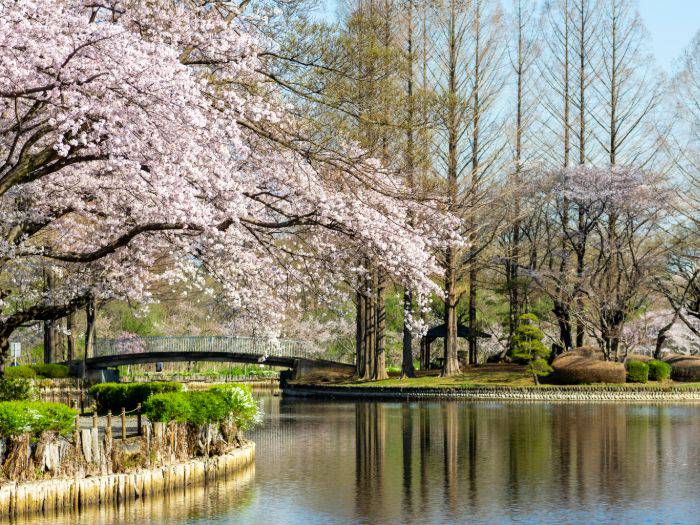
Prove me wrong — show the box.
[13,393,700,524]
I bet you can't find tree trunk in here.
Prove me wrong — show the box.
[442,247,461,377]
[356,280,366,378]
[0,335,8,377]
[402,289,415,378]
[374,271,388,380]
[67,312,76,362]
[43,269,57,364]
[83,294,97,379]
[468,268,478,365]
[363,270,375,380]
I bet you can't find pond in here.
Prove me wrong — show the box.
[11,393,700,524]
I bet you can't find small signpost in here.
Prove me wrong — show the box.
[9,342,20,366]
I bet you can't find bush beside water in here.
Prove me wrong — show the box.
[5,366,36,379]
[143,384,261,430]
[5,364,70,380]
[648,360,671,381]
[0,401,76,437]
[90,381,182,413]
[0,378,36,401]
[626,361,649,383]
[29,364,70,378]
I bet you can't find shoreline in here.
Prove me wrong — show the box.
[0,443,255,519]
[283,383,700,402]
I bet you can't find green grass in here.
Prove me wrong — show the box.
[298,364,700,390]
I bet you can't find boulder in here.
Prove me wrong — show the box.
[663,354,700,382]
[550,353,626,384]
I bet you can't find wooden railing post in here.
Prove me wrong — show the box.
[136,403,142,436]
[74,413,80,447]
[121,407,126,440]
[106,410,112,438]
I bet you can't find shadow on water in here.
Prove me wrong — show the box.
[15,394,700,525]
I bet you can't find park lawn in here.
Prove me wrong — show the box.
[316,364,700,390]
[343,364,537,388]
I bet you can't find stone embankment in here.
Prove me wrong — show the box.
[0,443,254,518]
[284,383,700,402]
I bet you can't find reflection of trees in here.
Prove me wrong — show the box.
[347,400,697,522]
[355,402,385,519]
[419,404,431,511]
[401,403,413,514]
[442,403,458,513]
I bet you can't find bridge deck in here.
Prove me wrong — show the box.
[86,335,351,369]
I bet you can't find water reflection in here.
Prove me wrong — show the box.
[11,397,700,524]
[3,463,255,525]
[348,401,700,524]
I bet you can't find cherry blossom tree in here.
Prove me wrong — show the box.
[0,0,443,372]
[522,164,673,360]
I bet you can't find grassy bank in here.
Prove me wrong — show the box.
[295,364,700,390]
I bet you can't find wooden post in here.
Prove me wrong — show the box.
[74,413,80,447]
[92,412,98,429]
[106,410,113,453]
[136,403,142,436]
[80,391,84,415]
[121,407,126,440]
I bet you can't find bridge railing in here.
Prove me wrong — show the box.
[92,335,348,363]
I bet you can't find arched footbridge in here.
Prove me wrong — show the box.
[71,336,355,382]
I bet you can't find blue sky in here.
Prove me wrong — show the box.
[638,0,698,71]
[318,0,698,72]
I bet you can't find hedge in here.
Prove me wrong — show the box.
[5,366,37,379]
[5,364,71,380]
[143,384,261,430]
[626,360,649,383]
[90,382,182,413]
[209,384,262,430]
[140,392,191,423]
[664,355,700,382]
[0,401,76,437]
[648,360,671,381]
[29,364,70,378]
[550,354,626,384]
[0,378,36,401]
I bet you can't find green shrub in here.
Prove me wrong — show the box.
[90,381,182,413]
[142,392,190,423]
[209,384,262,430]
[0,378,36,401]
[0,401,76,437]
[5,365,37,379]
[550,355,626,384]
[648,360,671,381]
[626,360,649,383]
[143,384,262,429]
[31,364,59,378]
[30,364,70,379]
[510,314,552,379]
[187,391,230,425]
